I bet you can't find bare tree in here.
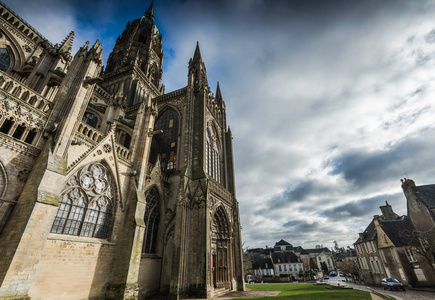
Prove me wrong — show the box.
[336,257,359,282]
[400,227,435,275]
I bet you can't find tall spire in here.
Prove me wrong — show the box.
[145,0,155,20]
[216,82,222,99]
[215,82,223,104]
[192,41,202,64]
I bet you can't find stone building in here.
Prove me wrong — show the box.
[271,251,303,279]
[355,181,435,287]
[0,1,244,299]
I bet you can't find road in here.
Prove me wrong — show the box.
[325,276,435,300]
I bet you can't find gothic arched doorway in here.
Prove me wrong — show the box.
[211,205,231,289]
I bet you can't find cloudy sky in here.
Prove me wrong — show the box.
[7,0,435,250]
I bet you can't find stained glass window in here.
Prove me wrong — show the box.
[206,124,221,183]
[149,109,178,171]
[0,48,10,72]
[51,162,115,239]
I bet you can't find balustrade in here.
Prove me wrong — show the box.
[0,71,52,114]
[115,143,131,161]
[77,122,104,144]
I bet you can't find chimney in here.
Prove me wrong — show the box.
[373,215,381,226]
[379,201,399,221]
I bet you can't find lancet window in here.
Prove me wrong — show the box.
[149,108,178,171]
[51,162,115,239]
[0,48,10,72]
[206,124,221,183]
[143,188,160,254]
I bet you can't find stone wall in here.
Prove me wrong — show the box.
[138,257,162,297]
[29,235,116,300]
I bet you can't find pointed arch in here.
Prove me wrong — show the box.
[0,28,26,72]
[211,204,231,287]
[50,161,117,239]
[206,122,222,183]
[212,205,230,240]
[143,187,160,254]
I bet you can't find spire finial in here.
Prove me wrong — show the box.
[145,0,155,20]
[192,41,202,63]
[216,82,223,103]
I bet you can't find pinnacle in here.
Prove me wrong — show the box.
[59,31,74,53]
[145,0,155,20]
[216,82,222,99]
[192,41,202,64]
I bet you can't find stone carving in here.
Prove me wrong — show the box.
[0,160,7,199]
[64,162,114,208]
[0,135,40,158]
[103,143,112,153]
[17,168,30,183]
[0,93,48,131]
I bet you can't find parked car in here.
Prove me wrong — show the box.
[329,271,337,276]
[338,272,345,277]
[323,275,329,279]
[246,279,258,284]
[381,278,405,291]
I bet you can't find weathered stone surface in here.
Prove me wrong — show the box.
[0,2,244,299]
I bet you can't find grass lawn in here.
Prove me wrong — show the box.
[232,283,373,299]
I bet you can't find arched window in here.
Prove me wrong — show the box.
[143,188,160,254]
[149,108,178,171]
[0,48,10,72]
[50,162,115,239]
[206,124,221,183]
[83,112,98,128]
[0,118,13,134]
[116,128,131,149]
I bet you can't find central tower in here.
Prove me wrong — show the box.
[103,1,164,107]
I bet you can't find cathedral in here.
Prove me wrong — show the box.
[0,1,244,299]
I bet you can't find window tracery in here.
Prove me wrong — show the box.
[51,162,115,239]
[206,124,221,183]
[143,188,160,254]
[149,108,178,171]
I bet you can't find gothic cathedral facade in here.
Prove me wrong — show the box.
[0,1,244,299]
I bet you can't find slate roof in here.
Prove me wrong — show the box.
[379,215,419,247]
[275,239,292,246]
[252,257,274,269]
[293,246,308,254]
[304,247,332,254]
[354,220,376,244]
[271,251,300,263]
[247,248,274,255]
[416,184,435,209]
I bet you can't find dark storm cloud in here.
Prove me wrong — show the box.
[282,219,321,231]
[319,193,401,221]
[328,130,435,188]
[264,180,333,210]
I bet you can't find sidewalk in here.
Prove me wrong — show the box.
[370,293,384,300]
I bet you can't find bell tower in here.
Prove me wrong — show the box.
[103,1,164,107]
